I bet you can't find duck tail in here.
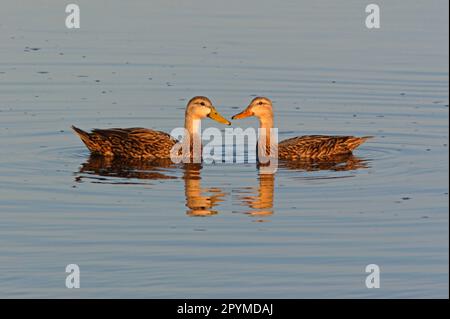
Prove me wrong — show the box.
[71,125,98,153]
[346,136,373,151]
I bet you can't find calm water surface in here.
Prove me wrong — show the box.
[0,0,448,298]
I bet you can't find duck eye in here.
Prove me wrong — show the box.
[200,102,205,106]
[259,101,263,105]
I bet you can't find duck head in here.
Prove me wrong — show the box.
[186,96,231,125]
[232,97,274,128]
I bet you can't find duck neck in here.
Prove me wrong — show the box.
[259,116,273,130]
[184,114,202,161]
[258,114,274,152]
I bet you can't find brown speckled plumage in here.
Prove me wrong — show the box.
[233,97,372,160]
[278,135,372,160]
[72,126,178,159]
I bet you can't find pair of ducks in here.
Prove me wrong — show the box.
[72,96,371,161]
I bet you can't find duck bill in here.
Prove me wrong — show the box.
[232,108,253,120]
[208,107,231,125]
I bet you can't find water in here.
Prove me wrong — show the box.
[0,0,448,298]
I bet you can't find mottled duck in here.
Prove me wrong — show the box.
[72,96,230,159]
[232,97,372,160]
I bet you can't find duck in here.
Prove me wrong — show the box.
[232,97,372,160]
[72,96,230,160]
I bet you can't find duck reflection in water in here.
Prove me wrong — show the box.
[75,153,369,219]
[76,155,177,182]
[183,164,227,217]
[237,154,370,220]
[277,154,370,171]
[75,156,226,216]
[235,173,275,220]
